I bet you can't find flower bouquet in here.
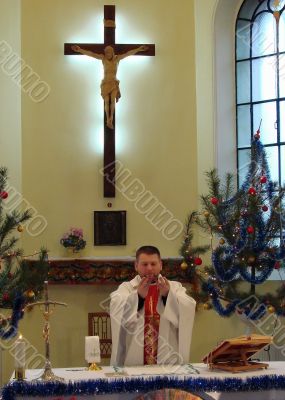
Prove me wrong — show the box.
[60,227,86,252]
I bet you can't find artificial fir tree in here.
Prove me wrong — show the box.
[0,167,48,339]
[181,134,285,318]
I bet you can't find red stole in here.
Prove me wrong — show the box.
[144,284,160,365]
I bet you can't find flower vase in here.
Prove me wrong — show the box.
[66,247,81,257]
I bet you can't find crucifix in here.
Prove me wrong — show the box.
[27,281,67,382]
[64,5,155,197]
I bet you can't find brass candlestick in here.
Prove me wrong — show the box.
[14,367,25,381]
[26,281,67,382]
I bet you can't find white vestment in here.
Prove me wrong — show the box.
[110,275,196,366]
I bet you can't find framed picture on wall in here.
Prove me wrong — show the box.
[94,211,126,246]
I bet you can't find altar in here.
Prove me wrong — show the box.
[3,363,285,400]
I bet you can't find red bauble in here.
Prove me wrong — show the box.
[0,191,8,199]
[262,205,268,212]
[248,187,256,196]
[274,261,281,270]
[260,176,267,184]
[2,293,9,302]
[247,226,254,234]
[194,257,203,266]
[254,129,260,140]
[211,197,219,205]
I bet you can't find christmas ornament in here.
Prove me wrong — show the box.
[247,226,254,234]
[3,293,9,302]
[274,261,281,270]
[254,129,260,140]
[194,257,202,266]
[219,238,225,245]
[262,205,268,212]
[203,211,210,217]
[17,225,24,233]
[260,176,267,184]
[27,290,35,298]
[268,305,275,314]
[180,261,188,270]
[248,256,256,264]
[211,197,219,205]
[203,303,211,310]
[248,187,256,196]
[0,191,8,199]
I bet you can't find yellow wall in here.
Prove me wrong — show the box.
[21,0,198,257]
[0,0,21,192]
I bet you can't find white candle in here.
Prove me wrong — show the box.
[85,336,101,363]
[14,335,25,368]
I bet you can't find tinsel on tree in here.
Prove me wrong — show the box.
[181,133,285,318]
[0,167,49,339]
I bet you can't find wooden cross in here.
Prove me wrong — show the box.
[64,5,155,197]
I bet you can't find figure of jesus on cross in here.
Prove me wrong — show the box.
[72,44,148,129]
[65,5,155,197]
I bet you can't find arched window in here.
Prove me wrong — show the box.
[236,0,285,187]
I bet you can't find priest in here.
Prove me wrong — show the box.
[110,246,196,366]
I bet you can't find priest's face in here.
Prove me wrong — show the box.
[135,253,162,282]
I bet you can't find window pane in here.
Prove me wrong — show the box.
[280,101,285,142]
[237,105,251,147]
[238,149,251,187]
[279,11,285,52]
[279,54,285,97]
[238,0,262,19]
[265,146,279,183]
[252,13,276,57]
[252,56,277,101]
[253,101,277,144]
[281,145,285,185]
[236,20,251,60]
[237,61,251,104]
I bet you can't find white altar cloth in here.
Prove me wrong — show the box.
[5,362,285,400]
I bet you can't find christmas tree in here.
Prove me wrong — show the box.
[182,134,285,318]
[179,212,210,305]
[0,167,49,339]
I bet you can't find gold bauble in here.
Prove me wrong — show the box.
[203,211,210,217]
[203,303,211,310]
[268,305,275,314]
[17,225,24,233]
[27,290,35,298]
[219,238,225,245]
[180,261,188,270]
[248,256,256,264]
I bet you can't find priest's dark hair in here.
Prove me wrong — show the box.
[135,245,161,260]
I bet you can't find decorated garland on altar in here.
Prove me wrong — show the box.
[4,374,285,399]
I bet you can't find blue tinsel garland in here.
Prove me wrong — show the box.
[0,295,25,339]
[3,374,285,399]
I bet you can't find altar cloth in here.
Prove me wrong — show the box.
[3,362,285,400]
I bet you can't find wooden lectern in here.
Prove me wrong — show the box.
[203,334,273,373]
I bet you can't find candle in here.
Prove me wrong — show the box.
[14,335,25,369]
[85,336,101,363]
